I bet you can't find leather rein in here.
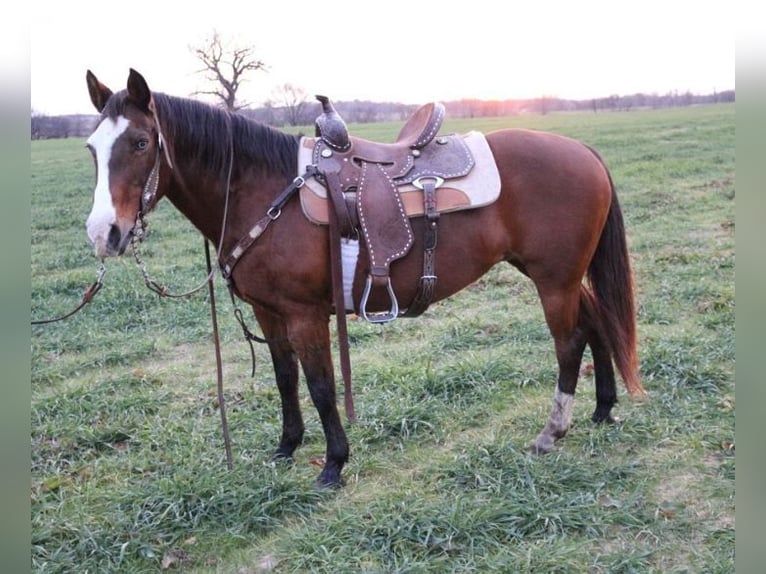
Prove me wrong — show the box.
[30,262,106,325]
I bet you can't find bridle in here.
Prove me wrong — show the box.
[130,114,221,299]
[129,113,284,352]
[30,115,171,324]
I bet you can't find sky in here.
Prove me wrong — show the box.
[29,0,735,117]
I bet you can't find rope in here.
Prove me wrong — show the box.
[31,262,106,325]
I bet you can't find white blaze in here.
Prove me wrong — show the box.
[85,116,129,254]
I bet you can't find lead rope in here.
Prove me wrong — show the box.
[133,112,235,468]
[205,239,233,470]
[31,262,107,325]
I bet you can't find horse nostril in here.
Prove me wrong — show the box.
[107,224,122,251]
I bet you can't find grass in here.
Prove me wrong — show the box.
[31,104,734,572]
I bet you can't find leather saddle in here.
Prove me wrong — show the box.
[312,96,474,322]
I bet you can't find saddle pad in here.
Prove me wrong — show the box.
[298,131,501,225]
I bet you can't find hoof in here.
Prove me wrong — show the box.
[271,451,295,465]
[315,463,345,489]
[590,413,615,425]
[314,474,344,490]
[591,410,617,425]
[528,434,555,455]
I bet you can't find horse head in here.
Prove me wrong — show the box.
[84,69,167,257]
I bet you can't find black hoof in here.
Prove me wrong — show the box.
[591,409,616,425]
[315,475,344,490]
[315,465,345,489]
[271,451,295,465]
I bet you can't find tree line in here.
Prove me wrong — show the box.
[30,88,735,140]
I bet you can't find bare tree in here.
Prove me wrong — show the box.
[271,83,310,126]
[191,30,267,112]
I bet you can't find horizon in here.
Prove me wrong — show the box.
[34,87,735,119]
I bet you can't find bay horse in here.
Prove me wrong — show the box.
[84,69,643,487]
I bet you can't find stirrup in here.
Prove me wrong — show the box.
[360,275,399,323]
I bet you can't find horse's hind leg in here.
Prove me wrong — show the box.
[530,286,588,454]
[590,332,618,424]
[578,292,619,424]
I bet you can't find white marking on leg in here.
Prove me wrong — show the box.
[531,387,575,453]
[550,387,574,432]
[341,239,359,311]
[85,116,129,256]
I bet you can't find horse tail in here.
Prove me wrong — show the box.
[586,151,644,396]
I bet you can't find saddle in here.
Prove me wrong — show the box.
[312,96,475,322]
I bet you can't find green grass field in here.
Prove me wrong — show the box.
[31,104,735,573]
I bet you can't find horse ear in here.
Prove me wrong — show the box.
[126,68,152,112]
[86,70,112,113]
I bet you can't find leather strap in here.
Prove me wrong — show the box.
[403,176,441,317]
[318,157,356,238]
[31,263,106,325]
[318,156,356,423]
[221,172,311,280]
[205,240,233,470]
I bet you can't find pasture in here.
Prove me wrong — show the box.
[31,104,734,572]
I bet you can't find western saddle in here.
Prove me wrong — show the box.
[313,95,474,322]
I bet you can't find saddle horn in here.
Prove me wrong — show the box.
[315,95,350,152]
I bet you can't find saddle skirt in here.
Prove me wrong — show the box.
[298,130,501,225]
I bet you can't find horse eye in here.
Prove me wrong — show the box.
[135,139,149,152]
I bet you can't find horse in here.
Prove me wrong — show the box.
[84,69,644,488]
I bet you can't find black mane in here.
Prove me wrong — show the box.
[105,90,300,180]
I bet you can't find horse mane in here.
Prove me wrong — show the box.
[104,90,299,180]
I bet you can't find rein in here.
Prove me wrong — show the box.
[31,262,106,325]
[132,115,237,470]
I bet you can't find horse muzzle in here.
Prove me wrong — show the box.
[87,220,133,257]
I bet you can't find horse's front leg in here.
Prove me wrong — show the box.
[252,306,304,462]
[288,314,349,488]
